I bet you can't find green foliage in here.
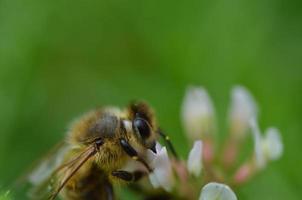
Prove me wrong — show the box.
[0,191,11,200]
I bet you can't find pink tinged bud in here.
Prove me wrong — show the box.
[172,159,189,183]
[203,139,214,164]
[222,140,238,168]
[187,140,203,177]
[229,86,257,139]
[147,145,175,192]
[233,163,253,184]
[181,86,215,140]
[199,182,237,200]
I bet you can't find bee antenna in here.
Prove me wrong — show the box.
[158,129,179,160]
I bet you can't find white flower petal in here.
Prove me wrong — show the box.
[146,142,162,163]
[155,141,163,153]
[199,182,237,200]
[187,140,203,177]
[181,86,215,140]
[250,118,266,169]
[264,127,283,161]
[148,147,174,192]
[229,86,257,138]
[149,173,160,188]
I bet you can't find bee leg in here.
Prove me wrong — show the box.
[158,129,179,159]
[119,138,153,172]
[111,170,146,182]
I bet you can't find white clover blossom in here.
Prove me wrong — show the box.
[263,127,283,161]
[147,143,175,192]
[142,85,282,199]
[199,182,237,200]
[181,86,215,140]
[250,119,283,169]
[229,86,257,138]
[187,140,203,177]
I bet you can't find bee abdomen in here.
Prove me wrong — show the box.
[63,165,114,200]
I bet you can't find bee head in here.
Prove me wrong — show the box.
[127,101,158,153]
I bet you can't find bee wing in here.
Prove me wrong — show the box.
[28,144,97,200]
[28,141,70,186]
[26,141,71,199]
[48,145,97,200]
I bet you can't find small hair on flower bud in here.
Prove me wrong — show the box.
[199,182,237,200]
[229,86,258,139]
[181,86,215,140]
[187,140,203,177]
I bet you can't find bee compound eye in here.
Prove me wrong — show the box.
[133,118,151,139]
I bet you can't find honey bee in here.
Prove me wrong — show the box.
[27,101,178,200]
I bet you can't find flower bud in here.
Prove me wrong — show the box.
[250,119,283,169]
[187,140,203,177]
[229,86,257,139]
[263,127,283,161]
[181,86,215,140]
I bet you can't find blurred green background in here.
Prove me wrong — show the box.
[0,0,301,199]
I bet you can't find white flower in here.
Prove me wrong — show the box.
[229,86,257,138]
[187,140,203,177]
[181,86,215,140]
[147,143,175,192]
[263,127,283,161]
[250,119,283,169]
[199,182,237,200]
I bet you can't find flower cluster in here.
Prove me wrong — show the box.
[146,85,283,200]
